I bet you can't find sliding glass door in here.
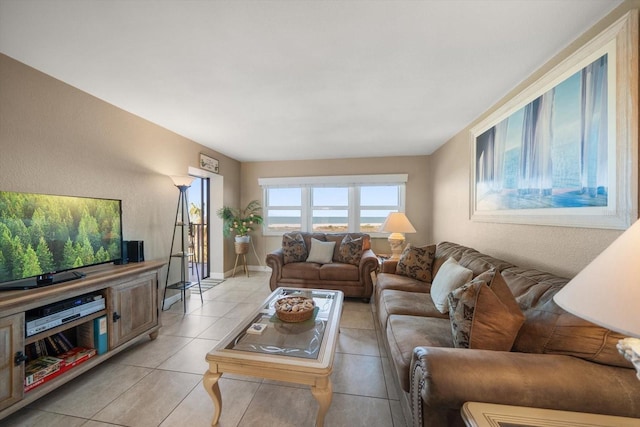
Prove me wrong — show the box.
[188,177,210,280]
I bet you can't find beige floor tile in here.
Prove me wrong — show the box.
[28,362,152,418]
[92,370,201,427]
[82,421,126,427]
[159,314,219,338]
[238,383,317,427]
[161,378,260,427]
[197,317,242,340]
[210,289,253,303]
[390,399,409,427]
[325,393,394,427]
[343,299,373,312]
[0,409,87,427]
[109,335,192,368]
[340,309,375,330]
[222,302,261,319]
[381,356,400,401]
[158,338,219,374]
[337,327,380,357]
[331,353,387,398]
[190,300,238,317]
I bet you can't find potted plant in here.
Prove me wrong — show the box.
[216,200,264,243]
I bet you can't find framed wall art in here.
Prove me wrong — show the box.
[470,11,638,229]
[200,153,219,174]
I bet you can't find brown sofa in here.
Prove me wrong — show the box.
[375,241,640,427]
[266,232,378,301]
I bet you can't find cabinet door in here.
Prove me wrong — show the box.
[109,273,158,349]
[0,313,24,412]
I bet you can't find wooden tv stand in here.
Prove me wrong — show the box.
[0,260,165,420]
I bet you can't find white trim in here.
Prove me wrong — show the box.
[258,174,408,187]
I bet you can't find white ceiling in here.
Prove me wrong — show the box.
[0,0,621,162]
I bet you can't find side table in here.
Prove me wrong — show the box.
[462,402,640,427]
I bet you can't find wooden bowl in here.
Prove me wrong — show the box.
[274,296,315,322]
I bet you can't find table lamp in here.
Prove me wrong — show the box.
[379,212,416,260]
[553,219,640,379]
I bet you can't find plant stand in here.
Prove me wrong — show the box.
[232,242,249,278]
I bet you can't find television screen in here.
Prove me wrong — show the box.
[0,191,122,287]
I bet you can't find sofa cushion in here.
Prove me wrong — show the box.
[281,262,321,280]
[501,267,632,368]
[337,234,364,265]
[282,233,308,264]
[386,315,453,392]
[319,263,359,281]
[448,270,525,350]
[306,238,335,264]
[430,257,473,313]
[378,289,448,329]
[395,243,436,282]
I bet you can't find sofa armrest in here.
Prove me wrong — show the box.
[381,259,398,273]
[359,249,378,300]
[265,248,285,291]
[410,346,640,426]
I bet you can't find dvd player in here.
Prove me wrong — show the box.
[26,294,105,337]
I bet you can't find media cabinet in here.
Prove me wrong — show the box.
[0,260,165,420]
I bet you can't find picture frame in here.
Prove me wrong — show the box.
[470,11,638,229]
[200,153,219,174]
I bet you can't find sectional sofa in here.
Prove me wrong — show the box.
[375,241,640,427]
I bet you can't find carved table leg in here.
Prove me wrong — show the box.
[203,370,222,426]
[311,377,333,427]
[149,330,159,340]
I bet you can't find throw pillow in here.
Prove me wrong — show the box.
[447,271,525,350]
[395,244,436,282]
[282,233,307,264]
[337,234,364,266]
[306,238,336,264]
[430,257,473,313]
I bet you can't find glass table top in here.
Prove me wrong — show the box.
[225,288,340,360]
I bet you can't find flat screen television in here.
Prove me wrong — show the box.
[0,191,123,290]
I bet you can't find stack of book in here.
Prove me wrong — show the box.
[24,347,96,392]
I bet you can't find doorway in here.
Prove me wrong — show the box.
[187,177,210,281]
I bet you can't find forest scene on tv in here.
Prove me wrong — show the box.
[0,192,122,283]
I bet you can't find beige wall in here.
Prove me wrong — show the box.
[0,54,241,286]
[430,2,639,278]
[242,156,431,265]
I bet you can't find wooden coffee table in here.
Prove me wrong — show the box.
[203,287,344,427]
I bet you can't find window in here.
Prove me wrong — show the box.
[260,175,407,235]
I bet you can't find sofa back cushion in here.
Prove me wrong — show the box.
[502,267,632,368]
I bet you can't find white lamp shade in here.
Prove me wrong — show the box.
[379,212,417,233]
[553,219,640,338]
[170,175,195,187]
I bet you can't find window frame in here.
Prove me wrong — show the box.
[260,174,408,236]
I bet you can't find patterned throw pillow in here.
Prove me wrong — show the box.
[395,244,436,282]
[282,233,307,264]
[430,257,473,313]
[337,234,364,266]
[447,269,525,350]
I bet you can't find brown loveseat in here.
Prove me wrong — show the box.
[375,241,640,427]
[266,232,378,301]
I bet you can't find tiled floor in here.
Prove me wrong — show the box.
[1,272,407,427]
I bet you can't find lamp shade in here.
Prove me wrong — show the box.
[379,212,417,233]
[553,219,640,338]
[170,175,195,187]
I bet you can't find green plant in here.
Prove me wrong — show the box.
[216,200,264,237]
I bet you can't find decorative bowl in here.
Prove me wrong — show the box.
[274,296,315,323]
